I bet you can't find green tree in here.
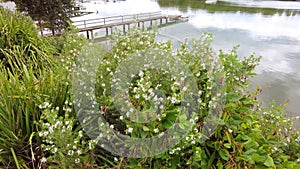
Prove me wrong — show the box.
[14,0,75,35]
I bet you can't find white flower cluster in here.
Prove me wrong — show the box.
[38,101,51,109]
[38,99,99,165]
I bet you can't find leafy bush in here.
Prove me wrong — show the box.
[83,28,299,168]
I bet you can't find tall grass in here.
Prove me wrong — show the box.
[0,63,70,168]
[0,7,55,75]
[0,7,71,168]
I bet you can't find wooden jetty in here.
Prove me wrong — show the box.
[72,11,188,39]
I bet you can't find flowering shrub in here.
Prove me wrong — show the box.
[89,28,300,168]
[38,101,97,168]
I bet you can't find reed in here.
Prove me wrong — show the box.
[0,7,69,168]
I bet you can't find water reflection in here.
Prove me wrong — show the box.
[189,12,300,41]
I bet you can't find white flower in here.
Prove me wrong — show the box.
[43,131,49,136]
[154,128,159,133]
[110,125,114,129]
[52,147,57,153]
[77,150,81,155]
[40,157,47,163]
[128,127,133,133]
[114,157,118,162]
[171,97,176,104]
[79,131,83,138]
[228,129,233,133]
[119,116,124,120]
[75,158,80,164]
[68,150,74,156]
[138,71,144,77]
[44,102,51,108]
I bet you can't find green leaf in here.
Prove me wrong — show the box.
[217,160,223,169]
[162,119,172,128]
[179,114,187,121]
[208,151,216,167]
[166,111,178,121]
[244,140,259,149]
[225,103,237,111]
[218,149,230,161]
[128,158,138,165]
[148,123,155,131]
[226,93,241,102]
[142,126,150,131]
[251,153,264,163]
[140,130,148,138]
[264,155,275,167]
[179,123,185,129]
[224,143,231,149]
[171,156,180,169]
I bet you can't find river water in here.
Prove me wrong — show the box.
[2,0,300,122]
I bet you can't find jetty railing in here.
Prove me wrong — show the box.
[72,11,164,29]
[71,11,187,39]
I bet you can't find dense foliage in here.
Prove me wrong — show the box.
[0,7,299,169]
[13,0,75,35]
[0,7,55,74]
[0,7,82,168]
